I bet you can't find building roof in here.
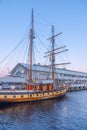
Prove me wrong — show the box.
[10,62,87,79]
[20,63,87,76]
[0,75,27,83]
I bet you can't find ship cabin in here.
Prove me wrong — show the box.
[26,80,53,92]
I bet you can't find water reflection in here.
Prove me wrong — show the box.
[0,96,67,130]
[0,92,87,130]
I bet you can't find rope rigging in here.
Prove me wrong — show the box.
[0,9,70,77]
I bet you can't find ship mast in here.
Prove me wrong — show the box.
[45,26,70,81]
[51,26,55,80]
[47,26,62,80]
[29,8,35,81]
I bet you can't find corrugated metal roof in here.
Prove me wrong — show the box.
[20,63,87,76]
[0,76,27,83]
[21,63,52,72]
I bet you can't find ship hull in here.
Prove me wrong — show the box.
[0,88,67,103]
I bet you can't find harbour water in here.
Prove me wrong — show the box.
[0,91,87,130]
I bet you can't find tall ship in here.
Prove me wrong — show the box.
[0,9,69,103]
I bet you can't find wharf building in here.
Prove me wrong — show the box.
[10,63,87,91]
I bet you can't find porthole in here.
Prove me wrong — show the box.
[4,95,7,98]
[21,95,24,98]
[30,94,32,97]
[13,95,16,98]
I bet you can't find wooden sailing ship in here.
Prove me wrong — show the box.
[0,9,68,103]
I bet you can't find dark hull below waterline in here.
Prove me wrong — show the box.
[0,88,67,103]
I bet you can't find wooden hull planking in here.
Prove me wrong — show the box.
[0,88,67,103]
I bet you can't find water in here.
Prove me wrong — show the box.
[0,91,87,130]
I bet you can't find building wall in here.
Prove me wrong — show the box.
[11,63,87,88]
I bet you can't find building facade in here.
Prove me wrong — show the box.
[11,63,87,89]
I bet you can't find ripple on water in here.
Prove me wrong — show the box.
[0,92,87,130]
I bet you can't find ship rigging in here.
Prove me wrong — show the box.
[0,9,68,103]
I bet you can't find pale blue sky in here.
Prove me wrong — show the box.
[0,0,87,75]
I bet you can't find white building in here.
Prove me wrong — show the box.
[10,63,87,88]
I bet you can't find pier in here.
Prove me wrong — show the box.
[68,86,87,92]
[68,79,87,91]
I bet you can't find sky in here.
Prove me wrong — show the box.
[0,0,87,75]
